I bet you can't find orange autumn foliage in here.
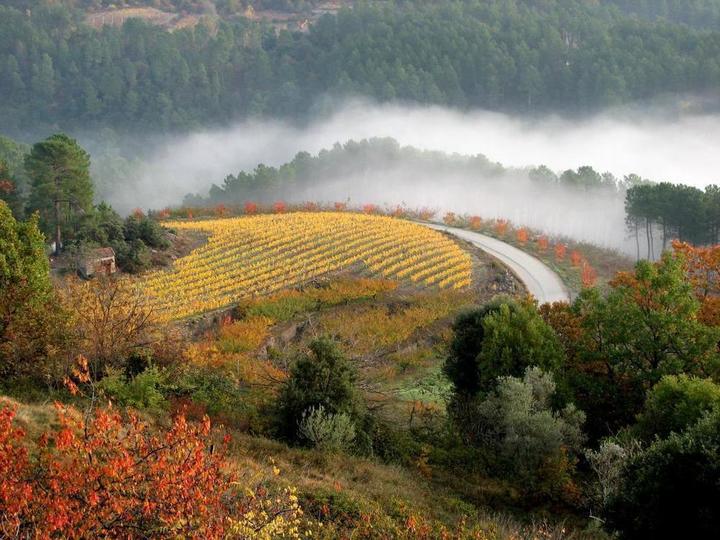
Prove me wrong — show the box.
[215,203,228,217]
[391,205,406,218]
[537,235,549,252]
[362,203,377,214]
[244,201,258,214]
[554,243,567,261]
[273,201,287,213]
[494,219,509,236]
[673,241,720,325]
[581,262,598,288]
[334,201,347,211]
[418,208,435,221]
[539,302,583,361]
[0,403,231,538]
[303,201,319,212]
[516,227,529,245]
[443,212,456,226]
[570,250,583,267]
[469,216,482,230]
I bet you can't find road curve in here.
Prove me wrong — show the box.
[420,222,571,304]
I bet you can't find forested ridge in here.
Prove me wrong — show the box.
[4,0,720,136]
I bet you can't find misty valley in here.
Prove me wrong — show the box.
[2,1,720,539]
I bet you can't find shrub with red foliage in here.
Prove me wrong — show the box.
[303,201,319,212]
[334,202,347,211]
[494,219,509,236]
[362,203,377,214]
[391,205,406,218]
[0,180,14,194]
[672,241,720,326]
[244,201,258,214]
[537,236,549,252]
[581,262,597,287]
[570,250,583,267]
[516,227,529,245]
[469,216,482,230]
[418,208,436,221]
[273,201,286,213]
[0,403,232,538]
[132,208,145,219]
[443,212,456,226]
[215,203,228,217]
[554,243,567,261]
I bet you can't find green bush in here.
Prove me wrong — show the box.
[99,366,167,411]
[585,439,642,510]
[275,337,363,443]
[115,239,151,274]
[606,409,720,538]
[634,374,720,441]
[444,298,565,398]
[472,367,585,495]
[174,366,260,430]
[443,300,503,396]
[297,405,356,452]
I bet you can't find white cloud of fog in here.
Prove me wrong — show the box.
[101,99,720,254]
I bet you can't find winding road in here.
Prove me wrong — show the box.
[420,222,571,304]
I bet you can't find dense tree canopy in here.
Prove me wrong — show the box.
[25,134,93,250]
[3,1,720,134]
[0,201,69,381]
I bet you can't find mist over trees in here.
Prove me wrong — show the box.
[625,182,720,258]
[3,0,720,135]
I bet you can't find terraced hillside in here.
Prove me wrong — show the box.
[141,212,473,320]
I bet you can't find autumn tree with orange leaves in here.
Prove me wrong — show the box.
[0,398,308,539]
[673,240,720,326]
[566,253,720,439]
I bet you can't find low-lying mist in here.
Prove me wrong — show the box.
[94,99,720,254]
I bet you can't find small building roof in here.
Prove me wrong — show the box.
[85,247,116,260]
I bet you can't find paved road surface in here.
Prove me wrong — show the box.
[420,222,571,304]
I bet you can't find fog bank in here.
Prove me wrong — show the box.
[98,100,720,253]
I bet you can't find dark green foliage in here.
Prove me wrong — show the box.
[74,203,168,273]
[0,201,69,381]
[473,368,585,497]
[0,136,30,218]
[124,348,153,380]
[25,134,93,247]
[477,300,565,391]
[0,160,23,219]
[444,297,565,399]
[625,182,720,256]
[634,375,720,441]
[124,214,170,249]
[569,254,720,440]
[606,409,720,538]
[445,298,567,449]
[99,365,168,412]
[443,301,503,396]
[174,365,261,430]
[276,337,362,443]
[115,238,152,274]
[607,0,720,30]
[3,2,720,133]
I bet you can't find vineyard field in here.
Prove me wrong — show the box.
[141,212,474,320]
